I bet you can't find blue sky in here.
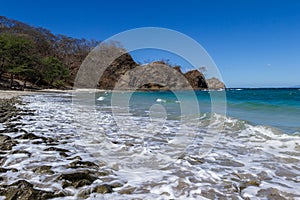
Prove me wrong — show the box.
[1,0,300,87]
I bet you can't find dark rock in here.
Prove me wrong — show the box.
[0,156,7,165]
[0,134,17,151]
[257,171,272,181]
[232,172,261,191]
[73,179,92,188]
[0,128,19,133]
[15,133,47,141]
[184,70,208,89]
[78,184,114,198]
[0,167,18,173]
[0,135,12,143]
[31,140,43,144]
[96,170,111,177]
[4,123,19,129]
[98,53,138,90]
[201,189,226,199]
[33,165,54,174]
[92,184,113,194]
[219,159,245,167]
[109,181,124,188]
[0,180,56,200]
[257,187,293,200]
[0,99,23,127]
[57,172,97,188]
[67,156,82,160]
[59,152,68,157]
[186,156,205,165]
[118,186,136,195]
[44,147,70,153]
[67,160,98,169]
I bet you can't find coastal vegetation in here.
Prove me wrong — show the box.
[0,16,224,90]
[0,16,97,89]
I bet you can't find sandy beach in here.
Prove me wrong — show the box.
[0,89,110,100]
[0,90,39,99]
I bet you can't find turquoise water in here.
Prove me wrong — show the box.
[8,91,298,198]
[96,88,300,134]
[226,88,300,133]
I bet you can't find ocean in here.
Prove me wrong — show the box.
[1,88,299,199]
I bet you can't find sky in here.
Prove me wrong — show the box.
[1,0,300,87]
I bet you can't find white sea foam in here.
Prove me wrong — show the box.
[1,93,299,199]
[156,98,166,103]
[97,96,105,101]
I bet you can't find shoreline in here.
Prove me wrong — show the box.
[0,89,299,199]
[0,89,110,99]
[1,87,299,100]
[0,90,39,99]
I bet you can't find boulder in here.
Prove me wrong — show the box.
[57,172,98,188]
[0,180,56,200]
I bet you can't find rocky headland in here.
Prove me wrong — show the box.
[96,58,225,91]
[0,16,225,91]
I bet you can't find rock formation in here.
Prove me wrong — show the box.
[206,77,226,89]
[98,53,138,89]
[184,70,208,89]
[115,62,192,90]
[97,56,225,90]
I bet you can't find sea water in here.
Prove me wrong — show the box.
[1,88,299,199]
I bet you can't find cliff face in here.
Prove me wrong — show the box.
[115,62,192,90]
[184,70,208,89]
[98,53,138,89]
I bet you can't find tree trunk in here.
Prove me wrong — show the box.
[22,80,26,91]
[34,77,40,85]
[10,74,14,88]
[0,58,4,80]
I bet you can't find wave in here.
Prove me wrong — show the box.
[14,93,300,199]
[197,112,300,136]
[229,101,299,112]
[156,98,180,104]
[232,101,283,109]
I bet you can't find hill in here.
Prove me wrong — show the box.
[0,16,98,89]
[0,16,225,90]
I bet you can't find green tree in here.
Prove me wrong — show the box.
[41,57,69,87]
[0,33,35,87]
[0,16,108,89]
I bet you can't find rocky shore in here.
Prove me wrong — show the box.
[0,97,121,199]
[1,93,298,199]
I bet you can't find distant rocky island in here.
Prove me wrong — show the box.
[0,16,225,91]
